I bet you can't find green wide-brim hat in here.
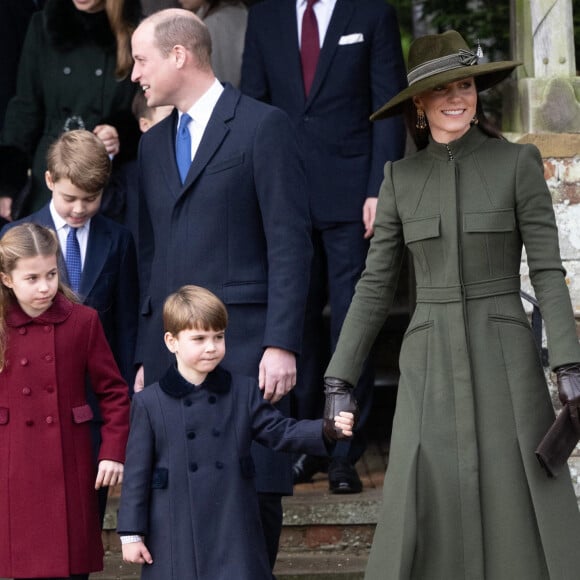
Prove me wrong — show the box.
[371,30,521,121]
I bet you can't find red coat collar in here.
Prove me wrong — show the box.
[6,292,74,327]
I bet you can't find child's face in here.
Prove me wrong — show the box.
[45,173,102,228]
[139,105,174,133]
[0,254,59,318]
[164,326,226,385]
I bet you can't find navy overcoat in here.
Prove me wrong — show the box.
[136,84,312,494]
[118,364,327,579]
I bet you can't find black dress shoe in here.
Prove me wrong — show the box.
[328,457,363,494]
[292,454,330,484]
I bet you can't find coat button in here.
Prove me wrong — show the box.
[46,416,54,424]
[215,461,224,469]
[187,431,196,440]
[184,399,192,407]
[208,395,217,404]
[46,385,54,393]
[43,326,51,333]
[189,462,198,472]
[18,328,26,335]
[44,354,53,362]
[20,358,28,366]
[22,387,31,396]
[95,68,103,76]
[25,419,33,426]
[63,66,71,75]
[212,428,220,437]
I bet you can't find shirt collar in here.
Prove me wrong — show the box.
[180,78,224,130]
[49,200,91,233]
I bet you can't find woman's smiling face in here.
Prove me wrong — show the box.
[413,77,477,144]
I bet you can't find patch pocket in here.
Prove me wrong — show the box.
[72,404,94,424]
[205,154,245,175]
[402,215,440,244]
[0,407,8,425]
[240,455,256,479]
[464,209,515,232]
[151,467,169,489]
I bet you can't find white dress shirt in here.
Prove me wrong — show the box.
[296,0,337,47]
[176,79,225,161]
[50,201,90,269]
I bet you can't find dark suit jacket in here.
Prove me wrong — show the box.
[136,83,312,494]
[241,0,408,223]
[2,205,139,388]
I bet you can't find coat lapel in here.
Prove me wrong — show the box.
[177,84,239,198]
[306,0,355,107]
[79,215,112,298]
[158,111,184,200]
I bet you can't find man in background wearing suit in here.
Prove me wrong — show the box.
[241,0,407,493]
[131,8,312,569]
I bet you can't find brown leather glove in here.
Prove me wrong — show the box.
[556,363,580,431]
[322,377,359,441]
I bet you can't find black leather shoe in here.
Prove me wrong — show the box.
[328,457,363,494]
[292,454,329,484]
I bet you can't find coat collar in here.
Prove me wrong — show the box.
[159,363,232,399]
[425,125,490,161]
[5,292,74,327]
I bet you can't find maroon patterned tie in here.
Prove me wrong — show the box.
[301,0,320,97]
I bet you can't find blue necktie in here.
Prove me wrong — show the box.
[176,113,192,183]
[65,226,82,293]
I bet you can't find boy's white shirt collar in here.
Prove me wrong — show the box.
[49,200,90,266]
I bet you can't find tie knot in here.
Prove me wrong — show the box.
[178,113,192,135]
[306,0,318,8]
[68,226,78,238]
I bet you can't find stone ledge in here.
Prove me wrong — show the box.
[515,132,580,158]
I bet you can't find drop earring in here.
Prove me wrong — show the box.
[471,115,479,125]
[416,108,427,130]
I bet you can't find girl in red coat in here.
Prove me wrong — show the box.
[0,223,130,580]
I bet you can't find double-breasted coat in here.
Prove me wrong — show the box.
[0,0,140,215]
[0,293,130,578]
[327,127,580,579]
[117,364,328,579]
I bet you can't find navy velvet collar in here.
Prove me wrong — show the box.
[159,363,232,399]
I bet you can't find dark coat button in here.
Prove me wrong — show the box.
[212,428,220,437]
[215,461,224,469]
[184,399,192,407]
[189,462,198,472]
[187,431,196,440]
[208,395,217,404]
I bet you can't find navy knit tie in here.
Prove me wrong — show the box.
[65,226,81,293]
[176,113,192,183]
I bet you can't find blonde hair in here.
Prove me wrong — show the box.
[46,130,111,194]
[150,10,213,71]
[106,0,139,79]
[0,224,78,370]
[163,285,228,336]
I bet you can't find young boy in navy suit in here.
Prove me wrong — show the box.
[1,129,139,521]
[118,285,354,579]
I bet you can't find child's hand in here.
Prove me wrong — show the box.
[333,411,355,438]
[122,540,153,565]
[95,460,124,489]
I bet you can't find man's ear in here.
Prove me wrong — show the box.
[173,44,187,69]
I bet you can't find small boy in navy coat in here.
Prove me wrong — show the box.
[118,285,354,579]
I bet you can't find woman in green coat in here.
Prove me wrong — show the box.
[324,31,580,579]
[0,0,141,218]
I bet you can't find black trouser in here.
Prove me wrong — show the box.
[258,492,283,575]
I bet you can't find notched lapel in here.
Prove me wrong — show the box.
[158,112,183,199]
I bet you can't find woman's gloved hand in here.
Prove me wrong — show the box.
[556,363,580,430]
[323,377,359,440]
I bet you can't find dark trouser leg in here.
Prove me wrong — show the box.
[258,492,283,574]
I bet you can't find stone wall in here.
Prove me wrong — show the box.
[514,133,580,499]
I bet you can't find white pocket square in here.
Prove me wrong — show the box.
[338,33,364,45]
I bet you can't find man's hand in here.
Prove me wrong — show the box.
[122,540,153,565]
[134,365,145,393]
[362,197,378,239]
[258,347,296,403]
[95,460,124,489]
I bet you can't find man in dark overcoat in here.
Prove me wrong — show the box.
[130,8,312,568]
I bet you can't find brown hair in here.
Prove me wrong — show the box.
[163,285,228,336]
[46,130,111,194]
[0,223,78,370]
[106,0,139,79]
[131,90,150,121]
[152,11,213,71]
